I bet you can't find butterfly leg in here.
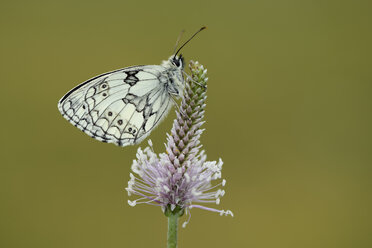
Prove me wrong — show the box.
[170,94,191,121]
[182,71,207,89]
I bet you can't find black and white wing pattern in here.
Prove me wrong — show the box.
[58,65,175,147]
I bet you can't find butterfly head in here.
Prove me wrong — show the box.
[171,54,184,69]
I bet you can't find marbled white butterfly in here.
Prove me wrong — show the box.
[58,27,205,147]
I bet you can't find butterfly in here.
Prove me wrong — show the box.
[58,27,205,147]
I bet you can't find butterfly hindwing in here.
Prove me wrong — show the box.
[58,66,174,146]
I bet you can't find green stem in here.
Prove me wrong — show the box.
[167,213,179,248]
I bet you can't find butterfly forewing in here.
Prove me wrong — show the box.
[58,27,205,148]
[58,65,175,146]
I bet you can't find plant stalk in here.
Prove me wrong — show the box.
[167,213,179,248]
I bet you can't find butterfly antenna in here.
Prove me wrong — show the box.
[174,26,207,57]
[173,29,185,54]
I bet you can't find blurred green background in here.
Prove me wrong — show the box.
[1,0,371,247]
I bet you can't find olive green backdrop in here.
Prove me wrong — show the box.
[1,0,371,247]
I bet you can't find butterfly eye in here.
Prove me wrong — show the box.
[117,120,123,125]
[101,83,108,89]
[102,93,107,97]
[173,57,180,67]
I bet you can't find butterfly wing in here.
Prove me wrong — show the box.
[58,65,173,146]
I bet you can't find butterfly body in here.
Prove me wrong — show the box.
[58,55,185,147]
